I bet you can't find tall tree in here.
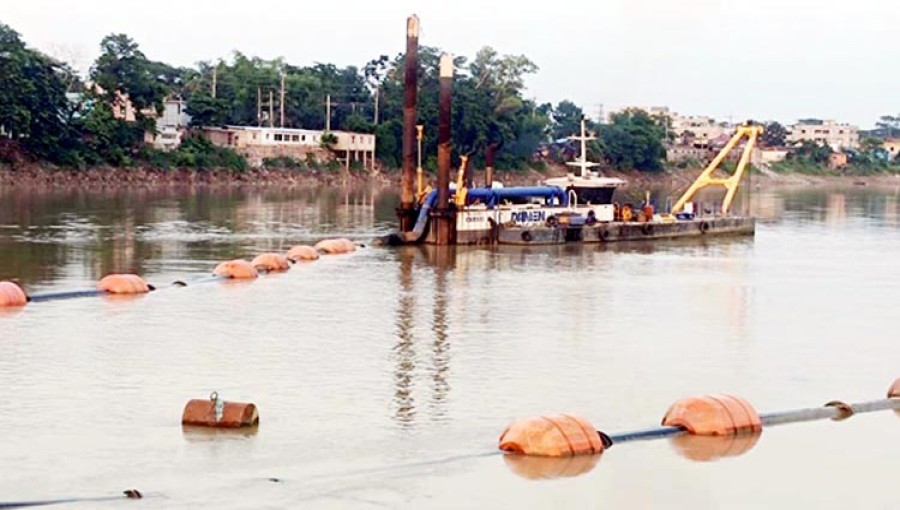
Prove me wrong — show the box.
[761,121,787,147]
[91,34,166,119]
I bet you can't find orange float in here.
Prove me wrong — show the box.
[0,281,28,307]
[889,378,900,399]
[182,393,259,428]
[213,260,259,279]
[315,238,356,255]
[251,253,291,273]
[498,414,605,457]
[97,274,153,294]
[286,245,320,262]
[662,394,761,436]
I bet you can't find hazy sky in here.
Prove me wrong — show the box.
[5,0,898,128]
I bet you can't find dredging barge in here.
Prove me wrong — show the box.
[384,16,757,247]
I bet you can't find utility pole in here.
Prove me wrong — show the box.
[374,87,380,125]
[326,94,332,132]
[257,87,262,127]
[269,90,274,128]
[211,67,217,98]
[280,72,286,128]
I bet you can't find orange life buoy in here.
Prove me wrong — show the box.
[315,238,356,255]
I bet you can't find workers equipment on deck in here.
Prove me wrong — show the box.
[0,281,28,307]
[214,260,259,280]
[672,124,764,216]
[97,274,154,294]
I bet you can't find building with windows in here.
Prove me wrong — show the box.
[153,97,191,151]
[786,120,859,150]
[200,126,376,169]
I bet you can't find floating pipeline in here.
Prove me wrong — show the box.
[500,377,900,459]
[1,238,361,309]
[0,490,142,508]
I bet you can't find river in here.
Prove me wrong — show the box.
[1,184,899,508]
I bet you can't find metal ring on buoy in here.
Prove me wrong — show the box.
[825,400,855,421]
[699,221,710,233]
[521,231,533,243]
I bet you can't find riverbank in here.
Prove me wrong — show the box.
[2,162,899,190]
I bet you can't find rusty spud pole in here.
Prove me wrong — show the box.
[399,15,420,232]
[434,53,454,245]
[485,143,498,188]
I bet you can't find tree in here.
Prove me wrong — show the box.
[789,140,831,164]
[598,109,667,171]
[91,34,166,120]
[876,115,900,138]
[761,122,787,147]
[0,23,75,163]
[550,100,587,140]
[186,93,228,127]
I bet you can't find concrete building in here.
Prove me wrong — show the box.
[200,126,376,169]
[787,120,859,150]
[153,98,191,151]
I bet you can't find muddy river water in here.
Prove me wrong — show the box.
[1,184,899,508]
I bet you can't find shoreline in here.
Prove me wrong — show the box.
[2,163,899,191]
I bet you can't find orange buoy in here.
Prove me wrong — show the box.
[97,274,153,294]
[503,451,600,480]
[499,414,605,457]
[315,238,356,255]
[888,378,900,399]
[670,432,761,462]
[251,253,291,273]
[286,245,320,262]
[662,395,761,436]
[0,281,28,307]
[182,393,259,428]
[213,260,259,280]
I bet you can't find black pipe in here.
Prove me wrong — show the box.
[0,490,142,508]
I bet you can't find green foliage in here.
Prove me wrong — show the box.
[0,23,74,163]
[186,93,228,126]
[597,109,667,171]
[788,140,832,164]
[761,122,787,147]
[91,34,166,118]
[550,100,587,140]
[262,156,304,169]
[319,132,338,149]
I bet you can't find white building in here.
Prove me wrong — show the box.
[154,98,191,151]
[786,120,859,151]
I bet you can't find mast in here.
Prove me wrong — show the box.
[566,116,599,177]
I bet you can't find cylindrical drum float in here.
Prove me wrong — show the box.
[182,392,259,428]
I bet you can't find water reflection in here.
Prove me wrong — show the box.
[503,453,601,480]
[0,185,399,286]
[669,432,761,462]
[392,246,457,427]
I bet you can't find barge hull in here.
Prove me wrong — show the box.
[453,217,755,246]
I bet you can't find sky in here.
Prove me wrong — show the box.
[4,0,898,128]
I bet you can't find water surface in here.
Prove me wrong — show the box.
[1,184,899,509]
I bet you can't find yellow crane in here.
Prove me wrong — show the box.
[671,124,764,216]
